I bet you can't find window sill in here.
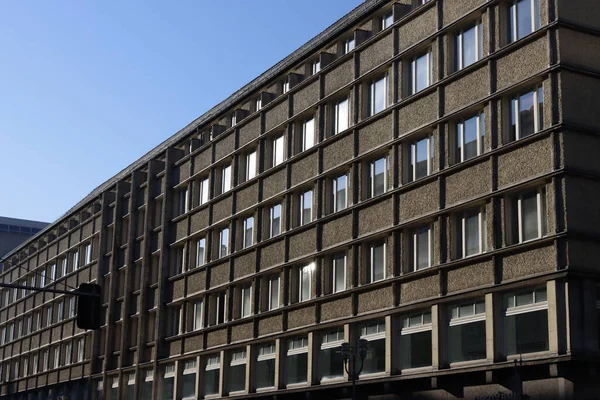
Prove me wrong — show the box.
[507,350,550,362]
[256,386,276,393]
[358,371,387,379]
[285,382,309,389]
[398,366,435,375]
[229,390,248,396]
[320,377,345,385]
[449,359,491,369]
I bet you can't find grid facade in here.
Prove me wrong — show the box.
[1,0,600,399]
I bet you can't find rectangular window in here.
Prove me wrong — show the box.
[455,21,483,71]
[455,112,485,163]
[456,207,486,258]
[175,188,189,216]
[300,190,312,226]
[219,227,230,258]
[181,359,197,399]
[268,276,280,311]
[331,174,348,213]
[381,12,394,30]
[243,216,254,248]
[343,37,355,54]
[360,320,386,375]
[246,150,257,181]
[173,246,185,275]
[299,264,313,302]
[283,79,290,94]
[449,300,486,363]
[40,270,46,287]
[193,300,203,331]
[300,117,315,152]
[311,59,321,75]
[43,349,49,371]
[47,305,53,326]
[504,288,548,355]
[510,86,543,141]
[57,300,64,322]
[509,0,541,43]
[32,354,38,374]
[77,338,85,362]
[272,135,285,167]
[256,97,262,111]
[410,51,432,95]
[367,242,386,283]
[332,253,346,293]
[319,328,345,381]
[216,292,227,325]
[53,346,60,368]
[398,311,432,369]
[241,284,252,318]
[285,337,309,385]
[199,177,210,205]
[268,203,282,238]
[409,135,434,181]
[228,350,247,393]
[161,364,175,400]
[412,225,432,271]
[169,306,181,336]
[333,98,349,134]
[204,355,220,396]
[50,263,56,281]
[512,188,546,243]
[222,164,232,193]
[369,157,387,198]
[256,343,276,389]
[196,238,206,267]
[369,75,388,116]
[69,297,76,318]
[84,243,92,265]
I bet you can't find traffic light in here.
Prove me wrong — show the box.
[76,283,102,330]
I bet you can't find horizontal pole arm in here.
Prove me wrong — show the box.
[0,282,99,297]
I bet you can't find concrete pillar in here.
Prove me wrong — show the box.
[547,280,567,355]
[431,305,440,369]
[307,331,315,384]
[437,303,449,369]
[218,350,225,397]
[245,344,252,393]
[486,292,501,361]
[194,355,201,400]
[172,359,181,400]
[343,323,350,380]
[385,315,393,374]
[274,338,282,389]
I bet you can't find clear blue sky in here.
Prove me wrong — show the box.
[0,0,364,223]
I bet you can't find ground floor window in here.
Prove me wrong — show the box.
[285,337,308,385]
[228,350,247,393]
[398,311,432,369]
[256,343,276,389]
[448,300,486,363]
[204,355,220,396]
[319,328,345,381]
[360,320,386,375]
[504,288,548,355]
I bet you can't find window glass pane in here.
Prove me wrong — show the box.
[220,228,229,257]
[274,136,284,166]
[515,291,534,307]
[242,287,251,317]
[518,90,536,138]
[415,53,429,92]
[504,309,548,355]
[161,374,174,400]
[285,353,308,384]
[414,137,429,180]
[244,217,253,248]
[415,227,430,270]
[197,239,205,267]
[459,303,475,317]
[256,357,275,388]
[448,320,486,362]
[372,244,385,282]
[301,267,311,301]
[269,278,279,310]
[204,368,220,396]
[302,191,312,224]
[247,152,257,180]
[372,77,386,114]
[462,25,477,68]
[303,119,315,150]
[319,347,344,380]
[535,288,547,303]
[181,372,196,398]
[463,115,479,160]
[521,192,539,241]
[373,158,386,196]
[399,331,432,369]
[464,210,481,256]
[228,364,246,392]
[336,99,349,133]
[271,204,281,236]
[361,338,386,374]
[222,166,231,192]
[335,176,347,211]
[517,0,533,40]
[333,255,345,292]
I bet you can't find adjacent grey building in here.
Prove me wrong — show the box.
[0,216,48,260]
[1,0,600,399]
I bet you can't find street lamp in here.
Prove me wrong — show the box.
[341,338,368,400]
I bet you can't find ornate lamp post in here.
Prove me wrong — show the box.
[341,338,369,400]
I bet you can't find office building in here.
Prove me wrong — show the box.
[1,0,599,398]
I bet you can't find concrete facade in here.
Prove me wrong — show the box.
[1,0,600,399]
[0,217,48,260]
